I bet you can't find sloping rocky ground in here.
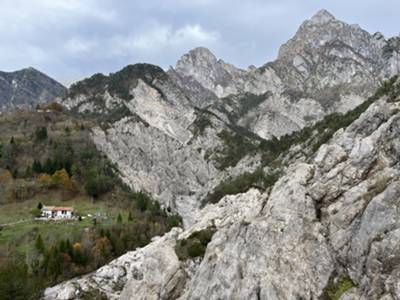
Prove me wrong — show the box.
[63,64,263,224]
[51,10,400,299]
[47,78,400,299]
[62,10,400,226]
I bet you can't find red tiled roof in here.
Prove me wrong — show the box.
[53,207,74,211]
[43,206,74,211]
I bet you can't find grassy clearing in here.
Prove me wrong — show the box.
[0,195,130,256]
[0,193,129,224]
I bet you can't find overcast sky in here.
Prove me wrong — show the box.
[1,0,399,85]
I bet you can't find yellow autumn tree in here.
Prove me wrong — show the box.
[73,242,81,252]
[37,173,53,188]
[52,169,77,193]
[0,169,13,184]
[72,242,85,264]
[91,237,112,267]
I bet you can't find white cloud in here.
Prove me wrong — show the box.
[118,23,220,51]
[64,38,98,55]
[129,25,171,50]
[174,25,220,43]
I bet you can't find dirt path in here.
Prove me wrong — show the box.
[0,219,32,227]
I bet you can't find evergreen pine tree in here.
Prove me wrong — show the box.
[32,160,43,174]
[65,239,73,257]
[117,213,123,224]
[35,234,45,254]
[47,246,61,279]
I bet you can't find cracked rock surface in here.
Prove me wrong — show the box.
[47,92,400,299]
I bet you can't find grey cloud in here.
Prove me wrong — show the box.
[0,0,398,85]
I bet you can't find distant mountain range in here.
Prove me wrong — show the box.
[0,67,66,111]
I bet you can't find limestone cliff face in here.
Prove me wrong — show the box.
[171,10,400,139]
[63,64,262,224]
[52,10,400,299]
[62,10,400,225]
[46,79,400,299]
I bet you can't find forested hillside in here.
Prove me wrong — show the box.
[0,105,181,299]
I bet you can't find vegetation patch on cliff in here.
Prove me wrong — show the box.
[213,92,270,124]
[175,226,216,260]
[202,168,280,206]
[215,129,258,170]
[322,276,355,300]
[68,64,167,101]
[190,109,213,137]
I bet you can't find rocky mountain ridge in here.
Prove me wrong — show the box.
[172,9,399,139]
[44,9,400,300]
[63,63,263,223]
[62,10,400,226]
[46,76,400,299]
[0,67,66,111]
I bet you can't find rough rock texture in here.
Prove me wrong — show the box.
[62,11,400,225]
[47,86,400,299]
[307,97,400,299]
[44,189,264,300]
[172,10,400,139]
[185,164,333,300]
[44,228,184,300]
[90,105,260,224]
[171,47,284,100]
[0,67,66,111]
[63,64,261,224]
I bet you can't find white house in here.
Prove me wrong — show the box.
[41,206,75,220]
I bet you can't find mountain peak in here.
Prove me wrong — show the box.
[310,9,336,24]
[26,66,38,71]
[0,67,66,111]
[177,47,218,68]
[188,47,216,57]
[20,66,44,75]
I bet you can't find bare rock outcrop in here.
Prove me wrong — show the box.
[172,10,400,139]
[49,81,400,298]
[62,10,400,228]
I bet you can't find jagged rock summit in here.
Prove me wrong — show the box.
[0,67,66,111]
[309,9,336,24]
[173,47,246,98]
[61,10,400,227]
[52,11,400,298]
[172,9,399,139]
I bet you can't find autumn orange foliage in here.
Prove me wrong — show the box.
[37,173,53,187]
[0,169,13,184]
[52,169,77,192]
